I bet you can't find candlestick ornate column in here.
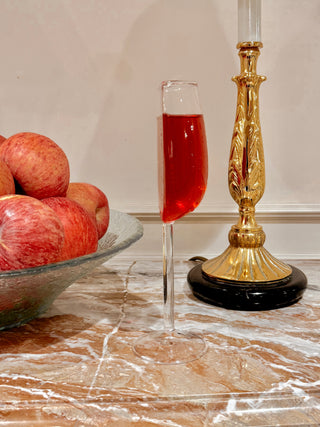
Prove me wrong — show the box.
[188,42,307,311]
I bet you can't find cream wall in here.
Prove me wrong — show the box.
[0,0,319,259]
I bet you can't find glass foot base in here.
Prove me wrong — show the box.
[133,330,207,364]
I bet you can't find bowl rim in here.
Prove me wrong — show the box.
[0,209,143,278]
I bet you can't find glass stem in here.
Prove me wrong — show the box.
[162,222,175,332]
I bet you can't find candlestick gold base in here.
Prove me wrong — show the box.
[202,225,292,283]
[188,263,307,311]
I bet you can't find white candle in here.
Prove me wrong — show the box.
[238,0,261,43]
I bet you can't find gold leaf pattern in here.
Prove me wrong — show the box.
[229,74,265,207]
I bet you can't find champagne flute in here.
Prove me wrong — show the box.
[133,80,208,364]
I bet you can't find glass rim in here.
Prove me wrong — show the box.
[161,80,198,89]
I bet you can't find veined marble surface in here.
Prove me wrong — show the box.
[0,258,319,426]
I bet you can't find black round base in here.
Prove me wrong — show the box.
[187,264,307,311]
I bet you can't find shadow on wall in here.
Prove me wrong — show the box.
[82,0,235,214]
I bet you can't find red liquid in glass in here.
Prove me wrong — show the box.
[159,114,208,223]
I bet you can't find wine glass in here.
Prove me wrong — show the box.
[133,80,208,364]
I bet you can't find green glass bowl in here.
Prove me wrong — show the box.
[0,210,143,330]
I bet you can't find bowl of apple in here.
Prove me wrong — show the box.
[0,132,143,330]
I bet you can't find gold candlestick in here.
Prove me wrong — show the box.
[188,42,307,310]
[203,42,291,282]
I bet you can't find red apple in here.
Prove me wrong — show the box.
[42,197,98,262]
[0,132,70,199]
[0,159,15,196]
[66,182,109,239]
[0,195,64,271]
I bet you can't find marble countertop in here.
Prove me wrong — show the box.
[0,258,319,426]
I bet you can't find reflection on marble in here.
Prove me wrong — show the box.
[0,259,319,425]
